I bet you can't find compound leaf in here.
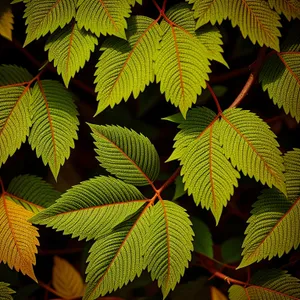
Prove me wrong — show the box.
[229,269,300,299]
[268,0,300,20]
[155,3,211,117]
[169,107,239,224]
[0,65,32,167]
[45,22,98,87]
[239,148,300,268]
[94,16,161,115]
[84,204,151,300]
[76,0,131,39]
[260,28,300,122]
[186,0,228,29]
[0,282,15,300]
[144,200,194,299]
[227,0,281,51]
[28,80,79,180]
[0,0,14,41]
[30,176,148,241]
[24,0,77,46]
[89,124,160,186]
[219,108,286,194]
[52,256,85,299]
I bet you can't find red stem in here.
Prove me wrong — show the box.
[206,83,222,113]
[0,178,5,194]
[156,167,181,194]
[229,47,267,109]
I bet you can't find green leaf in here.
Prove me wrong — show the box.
[260,28,300,122]
[45,22,98,87]
[94,16,161,114]
[0,0,14,41]
[24,0,77,46]
[168,107,216,161]
[89,124,160,186]
[76,0,131,39]
[268,0,300,20]
[84,204,151,300]
[186,0,228,29]
[239,148,300,268]
[6,175,60,213]
[227,0,281,51]
[239,188,300,268]
[155,3,211,117]
[0,65,32,167]
[285,148,300,200]
[144,200,194,299]
[191,217,213,258]
[172,176,186,200]
[196,25,228,68]
[170,107,240,224]
[221,236,243,263]
[219,108,286,194]
[0,282,15,300]
[229,269,300,299]
[28,80,79,180]
[162,113,185,124]
[30,176,148,241]
[127,0,142,5]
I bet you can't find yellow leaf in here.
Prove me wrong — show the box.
[0,1,14,41]
[211,286,228,300]
[52,256,85,299]
[0,195,39,281]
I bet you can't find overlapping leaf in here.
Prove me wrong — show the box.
[94,15,161,114]
[0,0,14,41]
[155,3,211,117]
[239,148,300,268]
[89,124,160,186]
[196,25,229,68]
[0,65,32,167]
[6,175,60,213]
[229,269,300,299]
[127,0,142,5]
[52,256,85,299]
[268,0,300,20]
[28,80,79,180]
[144,200,194,298]
[0,193,39,281]
[227,0,281,51]
[24,0,77,46]
[76,0,131,39]
[45,23,98,87]
[260,28,300,122]
[84,204,151,300]
[219,108,286,193]
[169,107,240,224]
[0,175,59,281]
[186,0,228,29]
[30,176,148,241]
[0,282,15,300]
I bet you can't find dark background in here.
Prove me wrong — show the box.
[0,1,299,299]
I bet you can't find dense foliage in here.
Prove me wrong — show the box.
[0,0,300,299]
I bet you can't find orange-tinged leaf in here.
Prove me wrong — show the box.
[0,195,39,281]
[0,1,14,41]
[211,286,228,300]
[52,256,85,299]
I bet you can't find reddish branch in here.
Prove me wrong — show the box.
[206,83,222,113]
[229,47,267,108]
